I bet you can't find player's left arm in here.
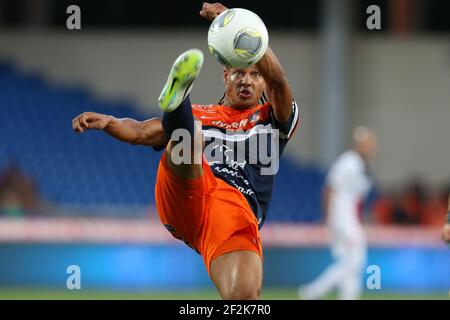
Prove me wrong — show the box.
[322,185,334,224]
[256,47,294,125]
[200,2,296,125]
[443,195,450,243]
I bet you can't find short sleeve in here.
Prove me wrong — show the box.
[270,100,300,140]
[326,158,349,190]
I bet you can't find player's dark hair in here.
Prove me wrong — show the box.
[218,92,226,105]
[260,91,268,104]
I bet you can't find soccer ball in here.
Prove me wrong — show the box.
[208,8,269,68]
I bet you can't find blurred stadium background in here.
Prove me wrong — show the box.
[0,0,449,299]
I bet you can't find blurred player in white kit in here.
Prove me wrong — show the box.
[299,127,378,300]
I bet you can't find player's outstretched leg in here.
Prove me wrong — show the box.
[158,49,204,179]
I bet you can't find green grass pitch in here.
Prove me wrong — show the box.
[0,287,448,300]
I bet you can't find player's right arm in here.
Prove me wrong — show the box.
[72,112,168,148]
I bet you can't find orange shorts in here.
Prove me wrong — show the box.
[154,151,263,275]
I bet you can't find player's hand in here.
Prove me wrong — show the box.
[442,224,450,243]
[199,2,228,21]
[72,112,112,133]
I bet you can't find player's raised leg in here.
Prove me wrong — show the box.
[158,49,204,179]
[210,251,263,300]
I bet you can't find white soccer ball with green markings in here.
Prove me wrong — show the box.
[208,8,269,68]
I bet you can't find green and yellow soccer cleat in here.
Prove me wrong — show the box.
[158,49,204,112]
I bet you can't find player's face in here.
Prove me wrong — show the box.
[223,66,266,109]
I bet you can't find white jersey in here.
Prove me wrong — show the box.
[326,150,372,229]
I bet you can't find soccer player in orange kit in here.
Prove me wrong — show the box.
[72,2,299,299]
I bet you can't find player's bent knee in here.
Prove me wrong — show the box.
[211,250,263,300]
[224,277,261,300]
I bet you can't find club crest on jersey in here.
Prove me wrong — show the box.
[248,110,261,123]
